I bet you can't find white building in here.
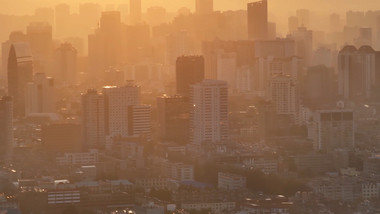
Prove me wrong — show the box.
[56,149,98,165]
[266,75,296,116]
[190,79,229,146]
[218,172,246,190]
[102,82,141,137]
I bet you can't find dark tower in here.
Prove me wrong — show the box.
[7,42,33,117]
[247,0,268,40]
[176,56,205,96]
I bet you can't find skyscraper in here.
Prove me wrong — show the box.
[195,0,213,15]
[130,0,142,24]
[266,75,296,116]
[81,89,105,149]
[25,73,55,116]
[54,43,77,85]
[338,45,376,100]
[7,42,33,117]
[176,56,205,96]
[247,0,268,40]
[102,82,141,137]
[190,79,229,146]
[0,96,13,161]
[88,11,123,73]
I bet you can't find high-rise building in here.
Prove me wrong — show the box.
[88,11,123,73]
[0,96,13,161]
[266,75,296,116]
[247,0,268,40]
[338,45,376,100]
[102,82,141,137]
[128,105,151,140]
[190,80,229,146]
[176,56,205,96]
[166,31,193,68]
[303,65,336,106]
[195,0,213,15]
[7,42,33,117]
[25,73,55,116]
[130,0,142,24]
[290,26,313,66]
[81,89,105,149]
[254,56,301,96]
[26,22,53,59]
[54,43,77,85]
[1,31,26,84]
[308,109,354,151]
[216,51,237,91]
[157,95,189,144]
[288,16,299,34]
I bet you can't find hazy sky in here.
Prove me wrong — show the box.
[1,0,380,15]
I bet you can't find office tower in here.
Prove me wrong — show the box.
[102,82,141,138]
[88,11,123,73]
[25,73,55,116]
[54,43,77,85]
[55,4,70,37]
[176,56,205,96]
[195,0,213,15]
[190,80,229,146]
[81,89,105,149]
[338,46,376,100]
[303,65,336,106]
[308,109,354,151]
[288,16,299,34]
[7,42,33,117]
[130,0,142,24]
[128,105,151,140]
[1,31,26,83]
[147,6,167,26]
[296,9,310,27]
[266,75,296,116]
[157,95,189,144]
[42,123,82,153]
[290,26,313,66]
[0,96,13,160]
[247,0,268,40]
